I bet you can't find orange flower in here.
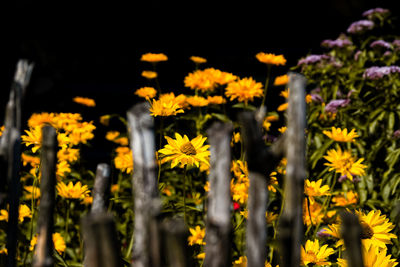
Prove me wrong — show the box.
[140,53,168,63]
[256,52,286,65]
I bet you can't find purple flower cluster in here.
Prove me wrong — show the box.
[393,40,400,50]
[370,40,392,49]
[324,99,350,114]
[321,37,352,49]
[297,54,342,68]
[347,20,374,34]
[363,66,400,80]
[362,7,390,19]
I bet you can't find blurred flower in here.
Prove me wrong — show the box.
[268,171,278,192]
[30,233,66,254]
[278,126,287,133]
[24,186,41,200]
[233,256,247,267]
[231,160,248,179]
[323,127,359,142]
[362,7,390,19]
[231,132,241,146]
[188,226,205,246]
[190,56,207,64]
[158,133,210,168]
[324,147,366,180]
[255,52,286,65]
[321,35,352,48]
[56,181,90,199]
[114,147,134,174]
[297,54,331,65]
[331,191,358,207]
[207,95,226,105]
[186,96,209,107]
[184,69,217,92]
[149,98,185,117]
[99,115,111,126]
[363,66,400,80]
[304,179,330,204]
[73,96,96,107]
[141,70,158,79]
[370,40,392,49]
[300,239,334,266]
[337,244,398,267]
[135,87,157,99]
[0,125,4,137]
[140,53,168,63]
[57,148,80,163]
[324,99,350,114]
[225,77,263,105]
[347,20,374,34]
[21,153,40,168]
[21,126,42,153]
[0,204,32,223]
[273,74,289,86]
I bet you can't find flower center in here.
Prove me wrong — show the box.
[360,221,374,239]
[180,142,197,155]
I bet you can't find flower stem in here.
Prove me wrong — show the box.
[260,65,272,108]
[183,166,188,224]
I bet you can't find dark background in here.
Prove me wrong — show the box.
[1,0,399,166]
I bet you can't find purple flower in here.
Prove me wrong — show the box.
[297,54,330,65]
[362,7,390,19]
[317,229,331,238]
[393,130,400,139]
[325,99,350,113]
[363,66,400,80]
[338,175,348,183]
[354,50,362,61]
[393,40,400,50]
[321,37,352,49]
[347,20,374,34]
[311,93,323,103]
[370,40,392,49]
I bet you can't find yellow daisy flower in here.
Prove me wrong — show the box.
[21,153,40,168]
[30,232,66,254]
[207,95,226,105]
[0,204,32,223]
[21,126,42,153]
[184,69,217,92]
[300,239,335,266]
[135,87,157,99]
[140,53,168,63]
[141,70,158,79]
[337,244,398,267]
[186,96,209,107]
[331,191,358,207]
[24,186,41,200]
[73,96,96,107]
[304,179,330,204]
[57,148,80,163]
[256,52,286,65]
[149,98,185,117]
[114,146,134,174]
[158,133,210,168]
[233,256,247,267]
[188,226,205,246]
[323,127,359,142]
[277,102,289,112]
[0,125,5,137]
[190,56,207,64]
[323,147,367,180]
[56,181,90,199]
[225,77,264,105]
[274,74,289,86]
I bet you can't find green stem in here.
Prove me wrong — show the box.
[65,200,70,239]
[125,230,135,259]
[183,166,188,224]
[260,65,272,108]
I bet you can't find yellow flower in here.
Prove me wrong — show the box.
[233,256,247,267]
[0,125,5,137]
[323,147,367,180]
[266,211,279,224]
[188,226,205,246]
[106,131,120,141]
[278,126,287,133]
[81,195,93,205]
[186,96,209,107]
[197,252,206,259]
[268,171,278,192]
[256,52,286,65]
[274,74,289,86]
[300,239,335,266]
[21,153,40,168]
[263,119,271,132]
[331,191,358,207]
[99,115,111,126]
[56,181,90,199]
[141,70,158,79]
[140,53,168,63]
[111,184,119,193]
[231,160,248,179]
[337,244,398,267]
[207,68,237,85]
[57,148,80,163]
[204,181,210,192]
[21,126,42,153]
[0,204,32,223]
[65,121,96,145]
[304,179,330,204]
[27,113,56,128]
[306,94,312,104]
[114,147,134,174]
[73,96,96,107]
[0,248,7,254]
[190,56,207,64]
[231,178,249,204]
[231,132,241,146]
[184,69,217,92]
[56,160,71,179]
[158,133,210,168]
[207,95,226,105]
[323,127,359,142]
[135,87,157,99]
[159,92,187,108]
[24,186,41,200]
[280,89,289,99]
[225,77,263,104]
[303,198,325,226]
[149,98,185,117]
[277,102,289,112]
[324,209,397,250]
[30,232,66,254]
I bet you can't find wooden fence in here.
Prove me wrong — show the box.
[0,60,365,266]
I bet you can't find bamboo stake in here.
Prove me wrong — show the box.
[127,102,161,267]
[33,126,57,267]
[82,213,122,267]
[204,122,232,267]
[91,163,111,214]
[278,72,306,267]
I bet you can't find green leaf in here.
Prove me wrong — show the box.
[211,113,232,123]
[232,103,257,111]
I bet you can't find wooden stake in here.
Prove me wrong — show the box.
[340,211,364,267]
[204,122,232,267]
[91,163,111,214]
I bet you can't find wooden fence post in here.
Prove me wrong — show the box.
[91,163,111,214]
[82,213,122,267]
[340,211,364,267]
[239,108,285,267]
[33,126,57,267]
[278,72,306,267]
[127,102,161,267]
[204,122,232,267]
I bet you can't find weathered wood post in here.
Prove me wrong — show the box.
[33,126,57,267]
[239,106,285,267]
[90,163,111,214]
[127,102,161,267]
[0,59,34,267]
[278,72,306,267]
[340,211,364,267]
[204,122,232,267]
[81,213,122,267]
